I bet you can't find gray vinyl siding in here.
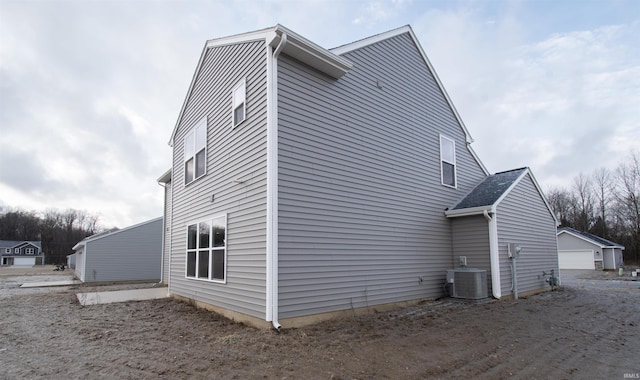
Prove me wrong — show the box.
[162,181,172,284]
[75,249,84,281]
[496,174,558,295]
[277,33,487,318]
[83,218,162,282]
[557,234,600,251]
[450,215,492,293]
[169,40,268,319]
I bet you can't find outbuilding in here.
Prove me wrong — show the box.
[557,227,624,270]
[72,217,162,282]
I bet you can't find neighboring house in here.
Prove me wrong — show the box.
[161,24,559,329]
[72,218,162,282]
[67,253,76,269]
[0,240,45,267]
[557,227,624,270]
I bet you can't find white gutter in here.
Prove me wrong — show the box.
[266,31,287,330]
[484,210,502,299]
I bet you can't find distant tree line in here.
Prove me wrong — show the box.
[546,151,640,264]
[0,208,101,264]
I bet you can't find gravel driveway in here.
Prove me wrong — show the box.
[1,267,639,379]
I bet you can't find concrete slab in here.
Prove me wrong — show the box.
[77,287,168,306]
[20,280,81,288]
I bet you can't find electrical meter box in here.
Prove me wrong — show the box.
[508,243,522,258]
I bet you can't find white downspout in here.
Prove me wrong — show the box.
[267,32,287,330]
[484,210,502,298]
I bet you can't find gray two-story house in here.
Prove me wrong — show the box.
[160,24,559,329]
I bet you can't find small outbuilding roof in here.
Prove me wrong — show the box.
[557,227,625,249]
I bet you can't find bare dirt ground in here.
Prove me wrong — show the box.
[1,266,639,380]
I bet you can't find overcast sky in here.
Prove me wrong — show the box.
[1,0,638,228]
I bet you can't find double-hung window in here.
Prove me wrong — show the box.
[25,248,34,255]
[184,118,207,185]
[186,214,227,282]
[5,248,10,254]
[440,135,457,187]
[232,79,246,127]
[14,248,19,254]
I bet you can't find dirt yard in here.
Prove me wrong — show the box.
[1,267,638,379]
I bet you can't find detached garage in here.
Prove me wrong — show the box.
[557,227,625,270]
[72,217,162,282]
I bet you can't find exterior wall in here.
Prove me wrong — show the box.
[603,247,624,270]
[168,40,269,319]
[82,218,162,282]
[276,32,487,319]
[67,253,76,269]
[496,174,558,296]
[450,215,492,293]
[75,249,85,281]
[162,180,172,284]
[557,233,603,263]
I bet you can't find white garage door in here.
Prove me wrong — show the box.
[558,250,595,270]
[13,257,35,267]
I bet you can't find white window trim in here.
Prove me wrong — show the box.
[5,248,10,254]
[25,248,35,255]
[183,117,208,186]
[232,79,246,128]
[440,134,457,188]
[185,214,227,284]
[14,248,20,254]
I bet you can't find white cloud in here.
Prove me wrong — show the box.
[0,0,638,227]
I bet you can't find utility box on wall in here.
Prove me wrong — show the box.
[447,268,488,300]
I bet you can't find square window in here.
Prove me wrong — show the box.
[232,80,246,126]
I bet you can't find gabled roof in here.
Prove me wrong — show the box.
[0,240,41,250]
[331,25,488,175]
[72,217,162,251]
[557,227,625,249]
[168,24,353,146]
[445,167,557,224]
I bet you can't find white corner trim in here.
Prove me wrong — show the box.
[484,210,502,299]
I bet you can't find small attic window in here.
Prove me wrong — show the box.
[232,79,246,127]
[440,135,457,188]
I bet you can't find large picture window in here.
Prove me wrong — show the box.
[232,79,246,127]
[184,118,207,185]
[186,214,227,282]
[440,135,457,187]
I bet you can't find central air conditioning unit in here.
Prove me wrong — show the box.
[447,268,488,300]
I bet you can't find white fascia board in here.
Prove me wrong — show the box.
[557,230,609,249]
[525,169,559,226]
[331,25,412,55]
[332,25,487,174]
[494,168,559,226]
[445,205,493,218]
[271,24,352,78]
[169,42,209,147]
[157,168,172,184]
